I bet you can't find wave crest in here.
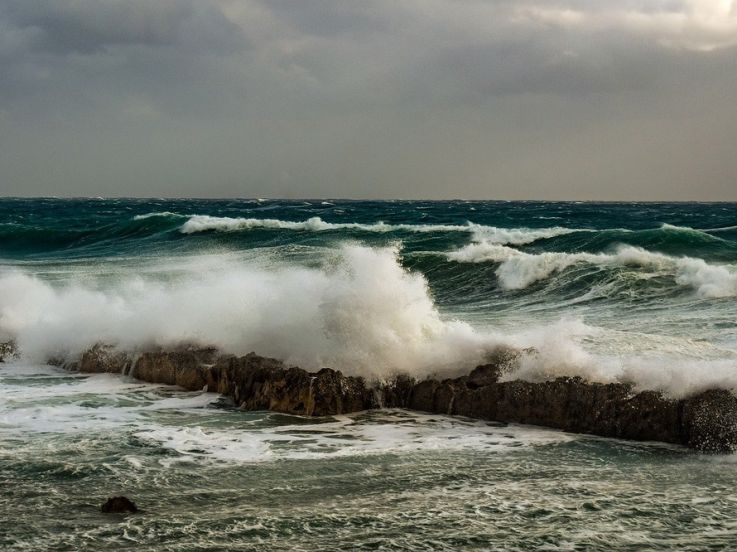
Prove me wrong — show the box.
[448,242,737,297]
[176,214,577,244]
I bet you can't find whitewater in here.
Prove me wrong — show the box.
[3,198,737,550]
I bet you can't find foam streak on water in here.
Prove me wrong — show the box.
[2,361,737,550]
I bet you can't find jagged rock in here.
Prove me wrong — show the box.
[133,348,218,390]
[101,496,138,514]
[77,344,132,374]
[380,374,416,408]
[59,345,737,452]
[211,354,375,415]
[408,376,683,444]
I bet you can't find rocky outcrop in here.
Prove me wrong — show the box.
[61,346,737,452]
[403,369,737,453]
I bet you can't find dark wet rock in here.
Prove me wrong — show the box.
[60,345,737,452]
[101,496,138,514]
[0,341,17,363]
[211,354,375,415]
[380,374,416,408]
[76,344,132,374]
[408,376,683,443]
[466,364,502,389]
[682,389,737,453]
[404,375,737,452]
[465,346,525,389]
[134,348,218,390]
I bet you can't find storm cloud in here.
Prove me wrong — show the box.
[0,0,735,199]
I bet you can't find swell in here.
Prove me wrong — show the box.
[2,208,735,260]
[174,216,737,257]
[0,216,183,257]
[549,223,737,261]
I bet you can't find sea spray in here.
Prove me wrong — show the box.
[0,245,499,378]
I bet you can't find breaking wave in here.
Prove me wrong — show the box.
[2,243,736,397]
[448,242,737,297]
[0,245,501,379]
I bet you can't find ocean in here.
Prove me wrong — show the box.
[2,198,737,549]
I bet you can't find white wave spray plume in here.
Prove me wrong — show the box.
[0,245,502,379]
[2,244,736,396]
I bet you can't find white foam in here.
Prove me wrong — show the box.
[133,411,572,464]
[448,242,737,297]
[443,316,737,397]
[0,361,217,434]
[705,225,737,233]
[0,360,572,463]
[504,346,737,399]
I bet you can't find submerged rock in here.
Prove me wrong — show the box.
[101,496,138,514]
[61,345,737,452]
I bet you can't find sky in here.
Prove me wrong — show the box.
[0,0,736,200]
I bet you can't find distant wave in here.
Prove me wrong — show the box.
[175,214,578,245]
[703,225,737,233]
[659,223,732,241]
[448,242,737,297]
[133,212,184,220]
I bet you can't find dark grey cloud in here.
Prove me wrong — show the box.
[1,0,246,54]
[0,0,735,199]
[259,1,395,38]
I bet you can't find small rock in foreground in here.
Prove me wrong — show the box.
[101,496,138,514]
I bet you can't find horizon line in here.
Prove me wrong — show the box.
[2,196,737,204]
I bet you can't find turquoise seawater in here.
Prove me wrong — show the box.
[2,199,737,549]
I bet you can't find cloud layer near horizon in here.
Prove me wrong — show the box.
[1,0,736,199]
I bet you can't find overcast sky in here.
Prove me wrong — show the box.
[0,0,736,199]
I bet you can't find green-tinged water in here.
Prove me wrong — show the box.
[2,199,737,549]
[3,362,737,551]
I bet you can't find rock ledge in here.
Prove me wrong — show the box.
[59,345,737,453]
